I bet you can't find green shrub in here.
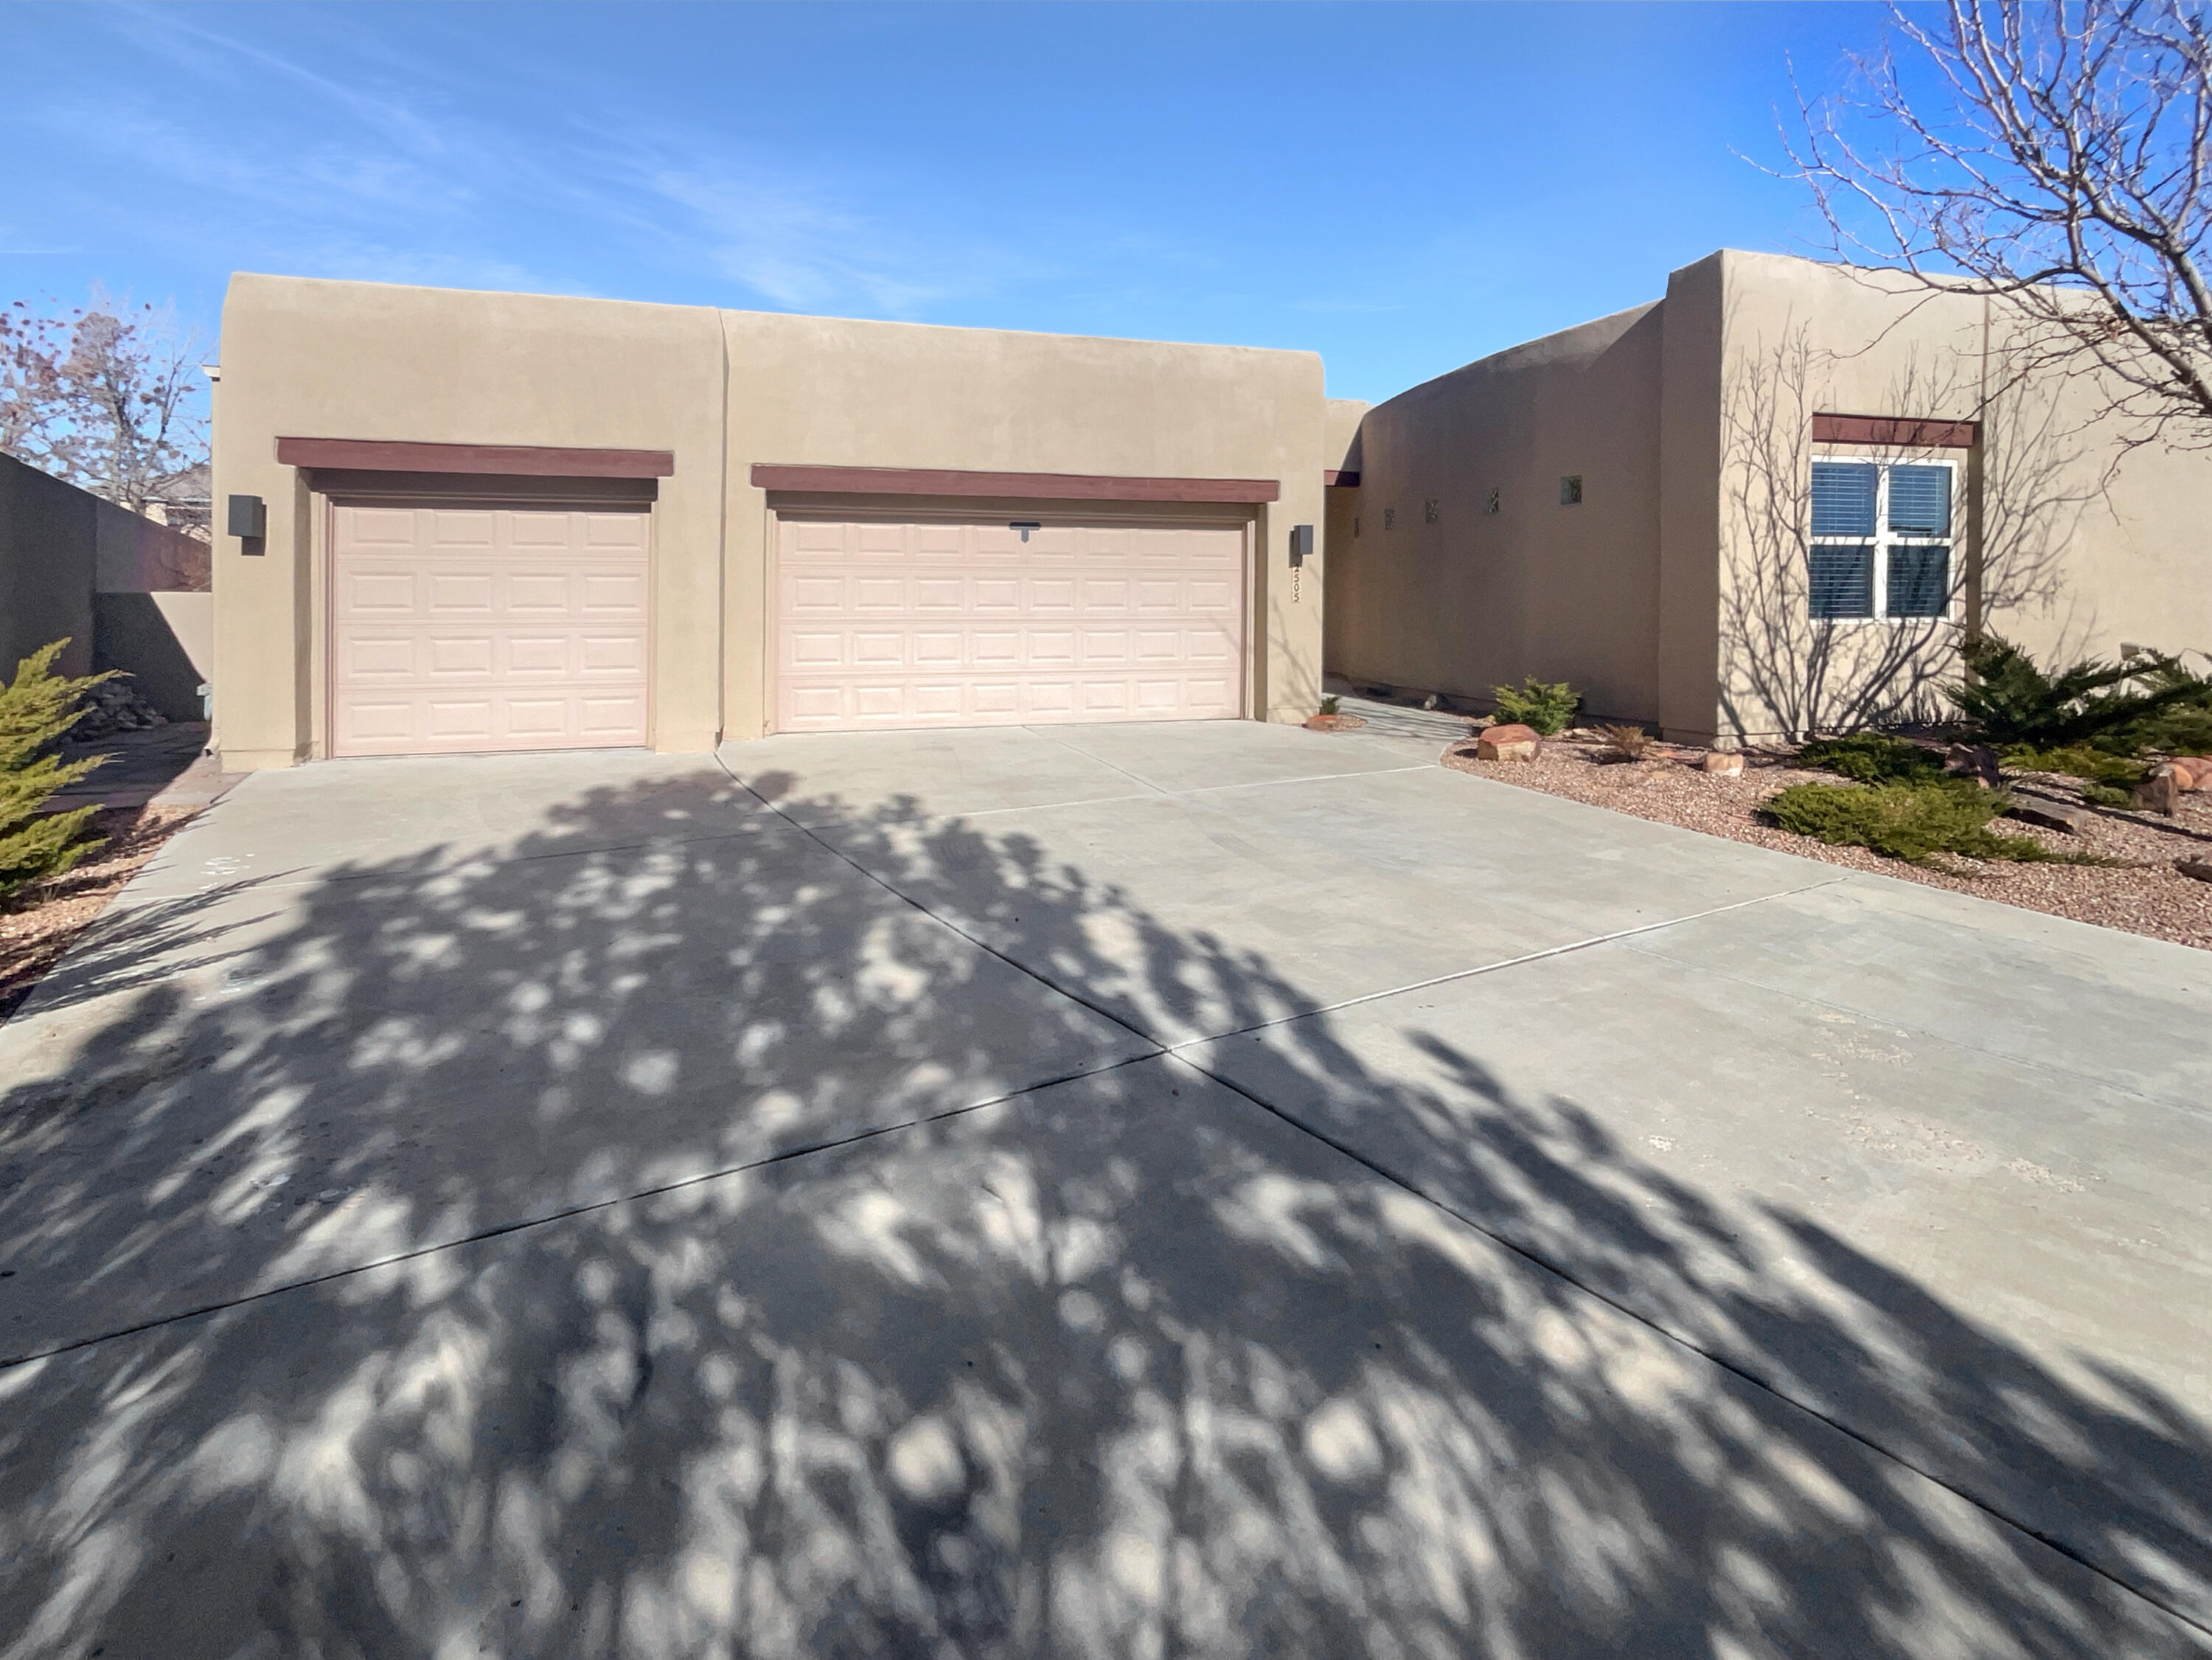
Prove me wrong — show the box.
[1795,734,1945,785]
[2001,743,2162,808]
[1490,677,1580,735]
[1,642,112,904]
[1761,780,2098,867]
[1318,695,1341,717]
[1949,634,2212,752]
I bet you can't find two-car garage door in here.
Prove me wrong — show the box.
[774,515,1247,732]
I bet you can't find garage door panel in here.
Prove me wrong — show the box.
[344,571,420,614]
[431,511,498,546]
[775,515,1245,732]
[333,503,648,756]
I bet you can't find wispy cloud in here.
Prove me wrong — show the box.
[31,2,1069,321]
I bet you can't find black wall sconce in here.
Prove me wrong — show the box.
[228,493,268,546]
[1288,524,1314,566]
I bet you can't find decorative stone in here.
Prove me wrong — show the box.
[1700,751,1745,777]
[1945,743,2003,787]
[2175,858,2212,883]
[2004,798,2086,833]
[2171,757,2212,790]
[2134,764,2184,816]
[1303,713,1367,732]
[1475,723,1542,762]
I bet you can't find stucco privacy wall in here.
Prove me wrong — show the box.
[1,451,212,720]
[717,310,1326,735]
[1325,302,1666,724]
[214,275,1329,765]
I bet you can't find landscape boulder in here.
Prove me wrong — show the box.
[2004,798,2086,834]
[1475,723,1542,762]
[2171,757,2212,790]
[1944,743,2003,787]
[2176,858,2212,883]
[1700,751,1745,777]
[2134,764,2185,816]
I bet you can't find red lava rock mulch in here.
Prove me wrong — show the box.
[1441,727,2212,951]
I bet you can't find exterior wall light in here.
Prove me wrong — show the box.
[1288,524,1314,566]
[228,493,268,545]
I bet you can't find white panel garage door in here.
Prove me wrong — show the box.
[775,515,1245,732]
[332,502,649,757]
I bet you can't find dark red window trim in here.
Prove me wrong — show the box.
[1812,414,1978,449]
[276,437,675,477]
[749,463,1280,504]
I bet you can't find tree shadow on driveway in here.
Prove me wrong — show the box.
[0,767,2206,1657]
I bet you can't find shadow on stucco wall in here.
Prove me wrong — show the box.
[1715,313,2104,742]
[0,770,2206,1654]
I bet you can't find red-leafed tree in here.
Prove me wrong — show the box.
[1,291,210,532]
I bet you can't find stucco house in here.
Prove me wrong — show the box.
[207,253,2211,767]
[1324,249,2212,744]
[209,276,1326,770]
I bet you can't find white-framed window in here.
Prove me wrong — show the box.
[1808,458,1956,621]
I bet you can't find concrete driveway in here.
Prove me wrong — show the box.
[1,718,2207,1658]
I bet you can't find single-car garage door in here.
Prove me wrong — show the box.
[775,515,1245,732]
[331,501,650,757]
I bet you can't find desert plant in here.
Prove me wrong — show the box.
[1489,677,1580,736]
[1949,635,2212,753]
[1795,733,1946,785]
[1318,695,1341,718]
[1761,779,2098,867]
[1599,723,1650,761]
[1,642,112,903]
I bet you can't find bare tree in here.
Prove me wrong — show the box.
[0,291,210,529]
[1716,308,2093,741]
[1791,1,2212,445]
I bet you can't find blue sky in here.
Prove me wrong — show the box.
[1,1,1893,405]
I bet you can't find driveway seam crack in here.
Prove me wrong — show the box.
[1170,876,1851,1052]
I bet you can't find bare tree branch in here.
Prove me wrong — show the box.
[1786,0,2212,445]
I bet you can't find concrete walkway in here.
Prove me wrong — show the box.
[0,719,2206,1657]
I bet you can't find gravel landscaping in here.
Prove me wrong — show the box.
[1440,726,2212,950]
[0,805,200,1020]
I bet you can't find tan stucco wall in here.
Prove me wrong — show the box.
[212,276,727,768]
[1324,302,1666,723]
[1708,251,2212,741]
[213,274,1328,765]
[1325,246,2212,745]
[717,310,1326,735]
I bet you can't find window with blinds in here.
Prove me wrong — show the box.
[1807,459,1954,621]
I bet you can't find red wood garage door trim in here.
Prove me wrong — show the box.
[751,464,1281,503]
[280,437,676,477]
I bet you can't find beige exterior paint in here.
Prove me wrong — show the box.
[1328,248,2212,745]
[212,275,1327,769]
[1326,302,1666,725]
